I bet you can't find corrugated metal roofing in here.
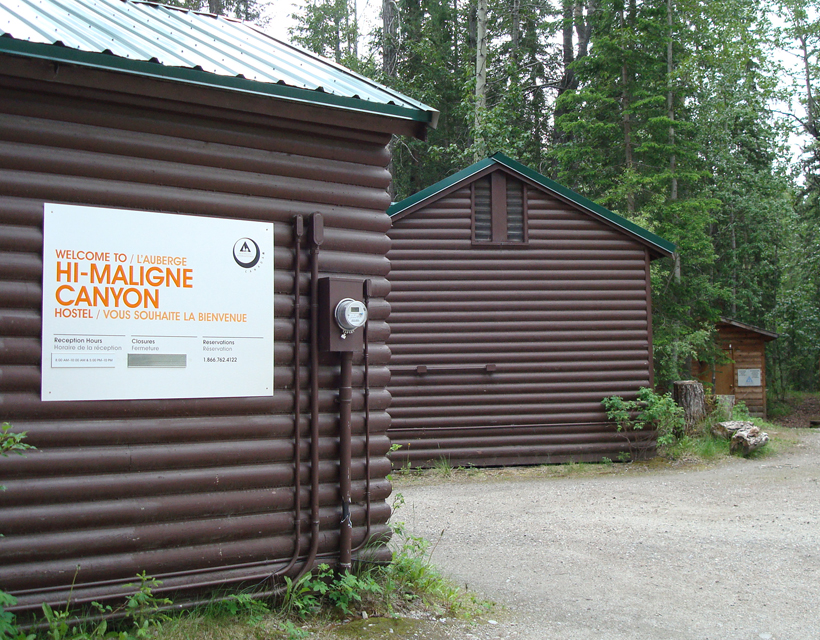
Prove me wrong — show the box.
[388,152,676,257]
[0,0,438,126]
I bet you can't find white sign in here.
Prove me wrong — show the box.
[737,368,762,388]
[42,204,274,401]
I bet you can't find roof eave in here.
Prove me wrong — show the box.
[0,37,438,129]
[490,153,676,258]
[718,317,779,341]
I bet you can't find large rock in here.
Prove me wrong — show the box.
[730,425,769,456]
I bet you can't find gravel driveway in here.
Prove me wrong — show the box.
[394,429,820,640]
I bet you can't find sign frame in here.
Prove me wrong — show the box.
[41,204,274,402]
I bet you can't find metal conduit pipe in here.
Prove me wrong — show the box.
[337,349,354,571]
[351,279,372,556]
[296,212,323,581]
[272,214,304,580]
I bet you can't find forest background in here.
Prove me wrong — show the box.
[170,0,820,398]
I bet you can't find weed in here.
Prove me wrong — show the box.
[1,424,35,496]
[663,433,730,461]
[0,424,34,458]
[381,520,460,615]
[282,564,382,619]
[213,593,270,625]
[432,456,453,477]
[281,574,321,619]
[0,590,35,640]
[123,573,171,638]
[732,401,751,420]
[386,443,402,482]
[278,620,309,639]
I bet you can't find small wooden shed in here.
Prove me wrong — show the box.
[386,154,675,467]
[693,318,778,418]
[0,0,436,613]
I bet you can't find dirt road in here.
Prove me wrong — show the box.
[395,430,820,640]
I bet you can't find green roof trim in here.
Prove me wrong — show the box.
[386,158,496,216]
[0,37,435,125]
[389,152,676,256]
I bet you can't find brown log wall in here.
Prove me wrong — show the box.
[387,183,655,466]
[0,60,394,611]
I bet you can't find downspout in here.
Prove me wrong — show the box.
[351,279,372,556]
[296,212,323,581]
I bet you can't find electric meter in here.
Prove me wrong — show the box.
[334,298,368,338]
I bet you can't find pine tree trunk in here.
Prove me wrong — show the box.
[383,0,398,77]
[667,0,677,200]
[673,380,707,435]
[475,0,488,159]
[621,5,635,214]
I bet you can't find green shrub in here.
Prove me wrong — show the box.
[602,387,686,447]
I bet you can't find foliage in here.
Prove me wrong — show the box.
[161,0,269,25]
[122,573,171,638]
[0,574,170,640]
[213,592,269,625]
[661,433,731,461]
[0,591,34,640]
[602,387,685,447]
[277,0,820,390]
[283,564,382,618]
[342,0,817,389]
[381,495,463,615]
[289,0,360,68]
[1,423,35,503]
[0,423,34,458]
[431,457,454,477]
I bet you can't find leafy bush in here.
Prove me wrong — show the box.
[602,387,686,448]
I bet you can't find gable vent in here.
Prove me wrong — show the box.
[473,176,492,241]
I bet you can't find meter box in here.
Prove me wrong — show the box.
[318,277,367,352]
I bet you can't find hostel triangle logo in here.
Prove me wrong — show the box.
[745,376,754,385]
[233,237,261,268]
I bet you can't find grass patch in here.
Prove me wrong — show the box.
[154,527,488,640]
[1,515,489,640]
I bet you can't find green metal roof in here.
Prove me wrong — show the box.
[388,153,676,257]
[0,0,438,128]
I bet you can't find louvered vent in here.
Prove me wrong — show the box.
[473,176,491,241]
[507,178,524,241]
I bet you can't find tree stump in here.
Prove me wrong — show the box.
[673,380,707,435]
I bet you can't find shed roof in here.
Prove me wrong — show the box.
[718,318,778,341]
[388,153,676,258]
[0,0,438,129]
